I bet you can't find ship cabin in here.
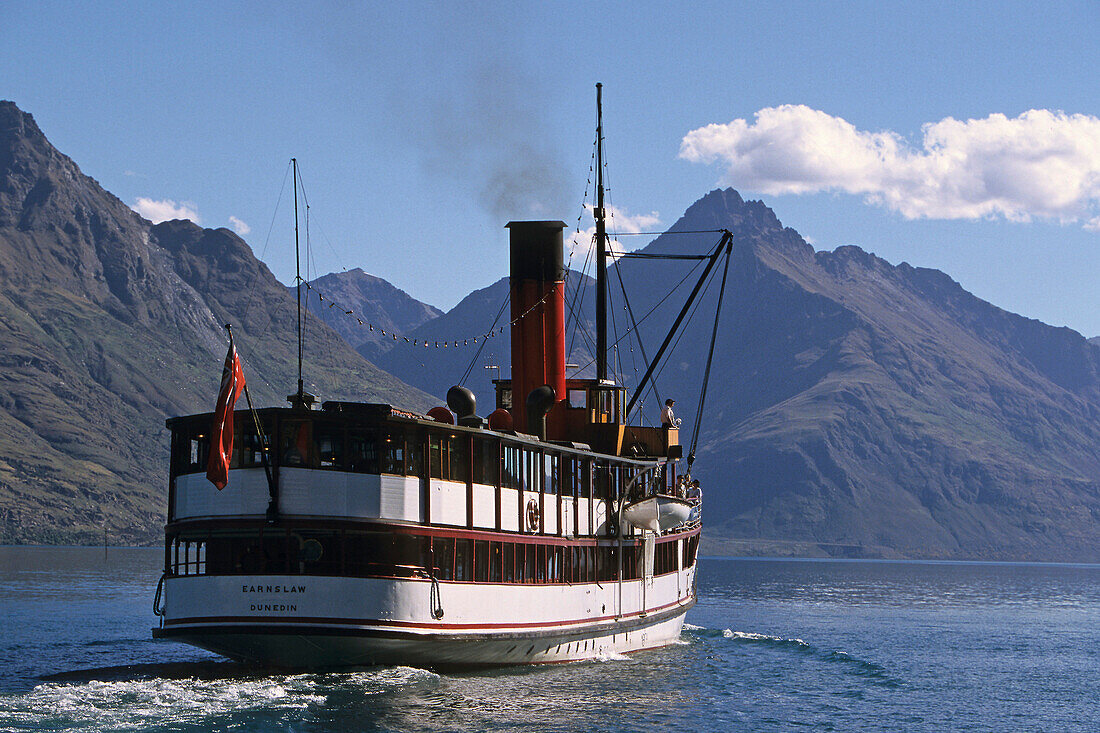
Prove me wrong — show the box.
[163,401,700,591]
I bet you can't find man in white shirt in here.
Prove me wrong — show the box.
[661,398,681,428]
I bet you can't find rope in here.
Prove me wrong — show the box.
[152,572,166,618]
[430,575,445,619]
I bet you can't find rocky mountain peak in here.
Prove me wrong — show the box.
[646,188,813,264]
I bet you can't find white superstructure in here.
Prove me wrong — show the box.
[154,402,700,667]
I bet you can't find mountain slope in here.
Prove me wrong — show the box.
[293,268,442,352]
[631,190,1100,560]
[0,101,432,544]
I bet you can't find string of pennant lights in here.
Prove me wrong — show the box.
[299,278,557,350]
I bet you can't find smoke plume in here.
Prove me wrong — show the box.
[411,62,570,221]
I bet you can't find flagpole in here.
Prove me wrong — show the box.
[225,323,279,522]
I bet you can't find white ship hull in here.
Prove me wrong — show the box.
[156,568,696,666]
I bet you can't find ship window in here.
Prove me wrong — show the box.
[170,537,206,576]
[502,445,521,490]
[188,433,205,472]
[682,535,698,568]
[498,386,512,410]
[348,429,379,473]
[473,439,498,486]
[451,436,468,482]
[172,426,209,476]
[524,543,536,583]
[381,431,406,475]
[260,530,290,574]
[501,543,514,583]
[293,531,339,575]
[238,427,270,469]
[567,389,586,409]
[535,545,546,583]
[432,537,454,580]
[428,433,467,481]
[405,430,422,477]
[524,450,540,493]
[314,423,345,469]
[592,389,612,423]
[342,531,427,578]
[428,434,442,479]
[474,540,489,583]
[545,454,559,495]
[488,542,502,583]
[281,421,317,468]
[454,539,471,581]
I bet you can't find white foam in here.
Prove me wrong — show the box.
[593,648,630,662]
[342,666,439,691]
[722,629,809,646]
[681,623,706,631]
[0,668,438,731]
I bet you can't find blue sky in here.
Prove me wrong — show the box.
[4,1,1100,334]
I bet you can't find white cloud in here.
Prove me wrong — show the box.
[567,205,662,265]
[131,197,201,224]
[228,216,251,235]
[680,106,1100,228]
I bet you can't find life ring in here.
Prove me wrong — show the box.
[526,498,540,532]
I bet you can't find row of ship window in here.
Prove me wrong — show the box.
[173,419,657,499]
[168,530,700,584]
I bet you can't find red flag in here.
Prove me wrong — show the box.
[206,333,246,490]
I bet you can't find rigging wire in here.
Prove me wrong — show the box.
[567,245,714,376]
[688,243,734,470]
[460,293,510,384]
[605,229,725,236]
[242,161,292,324]
[611,251,660,419]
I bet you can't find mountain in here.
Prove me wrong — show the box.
[363,188,1100,561]
[292,268,441,352]
[631,191,1100,561]
[0,101,432,545]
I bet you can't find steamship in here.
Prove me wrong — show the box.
[153,90,713,667]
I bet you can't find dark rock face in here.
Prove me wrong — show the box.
[0,101,432,545]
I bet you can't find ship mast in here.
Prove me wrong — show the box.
[594,83,609,382]
[293,158,303,399]
[289,158,314,409]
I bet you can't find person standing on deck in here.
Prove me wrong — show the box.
[661,398,681,428]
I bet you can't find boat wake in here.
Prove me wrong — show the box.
[0,666,439,731]
[685,626,903,687]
